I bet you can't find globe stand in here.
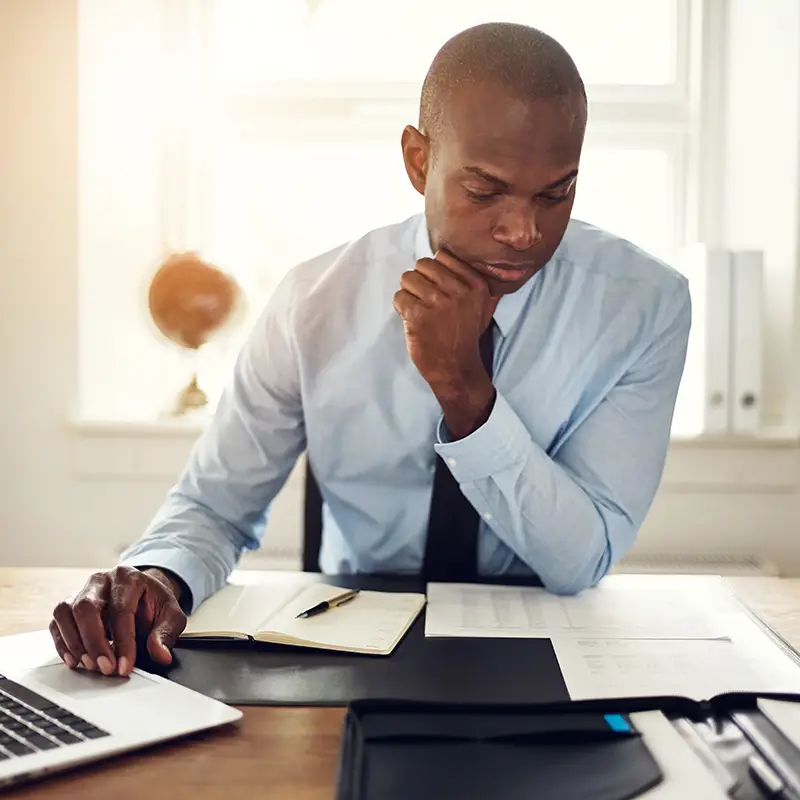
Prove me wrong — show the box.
[170,373,208,416]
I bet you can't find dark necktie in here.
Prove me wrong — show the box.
[422,321,495,582]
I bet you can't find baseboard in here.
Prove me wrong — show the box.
[612,553,778,576]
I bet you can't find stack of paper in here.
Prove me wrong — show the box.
[424,577,800,701]
[550,638,800,701]
[424,579,731,640]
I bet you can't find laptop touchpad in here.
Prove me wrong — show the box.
[25,663,157,700]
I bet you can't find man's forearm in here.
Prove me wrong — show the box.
[118,488,259,614]
[434,391,613,594]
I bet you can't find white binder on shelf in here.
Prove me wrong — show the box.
[730,250,764,434]
[677,244,733,435]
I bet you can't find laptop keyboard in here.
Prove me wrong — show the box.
[0,674,108,760]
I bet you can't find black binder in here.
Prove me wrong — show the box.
[335,693,800,800]
[336,697,662,800]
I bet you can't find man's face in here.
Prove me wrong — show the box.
[402,81,586,296]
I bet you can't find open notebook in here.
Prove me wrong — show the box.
[180,582,426,656]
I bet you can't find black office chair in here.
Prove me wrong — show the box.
[302,459,324,572]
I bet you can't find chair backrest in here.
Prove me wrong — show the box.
[302,460,324,572]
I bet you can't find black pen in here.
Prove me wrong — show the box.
[295,589,360,618]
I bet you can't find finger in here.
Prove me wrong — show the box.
[71,572,116,675]
[413,257,472,296]
[399,269,441,306]
[108,574,147,677]
[49,619,77,669]
[52,601,85,667]
[392,288,421,320]
[433,249,491,293]
[147,603,186,664]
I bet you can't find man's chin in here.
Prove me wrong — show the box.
[486,278,524,296]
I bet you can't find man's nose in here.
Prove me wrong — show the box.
[492,203,542,251]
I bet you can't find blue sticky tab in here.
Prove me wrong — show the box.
[604,714,632,732]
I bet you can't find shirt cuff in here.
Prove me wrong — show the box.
[434,391,531,484]
[118,547,213,615]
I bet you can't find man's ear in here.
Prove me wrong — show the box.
[401,125,430,196]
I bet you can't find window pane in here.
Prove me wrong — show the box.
[572,144,678,264]
[211,0,678,87]
[203,137,423,294]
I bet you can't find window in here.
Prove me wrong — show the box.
[184,0,690,281]
[81,0,738,436]
[210,0,679,86]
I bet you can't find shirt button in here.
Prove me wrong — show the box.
[447,458,457,468]
[483,512,493,521]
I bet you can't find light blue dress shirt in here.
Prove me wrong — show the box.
[120,213,691,613]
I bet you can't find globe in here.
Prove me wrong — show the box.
[147,251,245,415]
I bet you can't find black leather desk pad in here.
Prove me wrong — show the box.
[141,574,570,707]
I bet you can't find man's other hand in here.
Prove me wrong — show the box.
[49,566,186,677]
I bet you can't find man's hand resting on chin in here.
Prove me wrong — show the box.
[393,249,499,440]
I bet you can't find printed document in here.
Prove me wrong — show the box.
[424,580,732,640]
[552,638,800,701]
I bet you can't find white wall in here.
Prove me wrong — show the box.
[0,0,82,565]
[2,0,800,577]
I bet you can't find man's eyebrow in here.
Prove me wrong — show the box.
[463,166,579,192]
[463,166,510,188]
[541,170,579,192]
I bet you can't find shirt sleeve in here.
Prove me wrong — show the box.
[118,275,306,613]
[434,282,692,595]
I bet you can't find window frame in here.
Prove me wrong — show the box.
[160,0,712,434]
[163,0,700,258]
[83,0,800,440]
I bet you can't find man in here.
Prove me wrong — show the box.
[50,22,690,678]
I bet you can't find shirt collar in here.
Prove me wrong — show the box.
[412,213,537,339]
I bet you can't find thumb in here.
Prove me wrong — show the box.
[146,605,185,664]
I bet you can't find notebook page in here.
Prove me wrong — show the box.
[262,584,426,653]
[182,583,302,637]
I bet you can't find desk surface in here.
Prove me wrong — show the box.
[2,567,800,799]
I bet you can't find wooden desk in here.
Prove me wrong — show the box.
[1,568,800,798]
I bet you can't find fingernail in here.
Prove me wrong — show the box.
[97,656,113,675]
[81,654,94,670]
[118,656,130,676]
[63,653,76,668]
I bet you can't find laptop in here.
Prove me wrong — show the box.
[0,629,242,791]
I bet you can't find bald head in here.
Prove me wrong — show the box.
[419,22,586,143]
[401,23,587,296]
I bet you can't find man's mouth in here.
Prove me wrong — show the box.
[475,262,535,282]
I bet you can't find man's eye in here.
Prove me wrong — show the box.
[466,190,498,202]
[539,193,571,206]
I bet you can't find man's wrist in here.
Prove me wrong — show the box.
[432,370,496,441]
[142,567,185,605]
